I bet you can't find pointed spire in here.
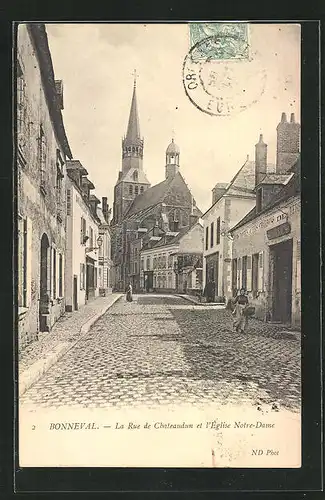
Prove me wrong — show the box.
[126,71,141,142]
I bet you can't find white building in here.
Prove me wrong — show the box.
[140,220,203,293]
[202,158,259,300]
[65,160,102,311]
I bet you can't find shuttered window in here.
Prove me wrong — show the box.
[216,217,221,245]
[258,251,264,291]
[210,222,214,248]
[205,226,209,250]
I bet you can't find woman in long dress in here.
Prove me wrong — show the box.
[232,288,249,333]
[126,283,133,302]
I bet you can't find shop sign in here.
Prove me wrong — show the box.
[267,222,291,240]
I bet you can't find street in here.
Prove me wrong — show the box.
[20,295,301,411]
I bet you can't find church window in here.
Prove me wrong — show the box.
[133,171,138,181]
[135,186,139,195]
[140,186,144,194]
[129,185,133,195]
[132,147,135,152]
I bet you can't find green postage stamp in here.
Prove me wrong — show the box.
[189,22,250,61]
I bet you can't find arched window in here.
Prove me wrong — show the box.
[133,171,138,181]
[140,186,144,194]
[132,147,135,153]
[135,186,139,195]
[129,185,133,195]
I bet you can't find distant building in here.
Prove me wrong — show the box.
[111,79,202,291]
[202,157,258,301]
[97,198,112,296]
[65,160,104,310]
[17,23,72,349]
[140,219,203,293]
[230,113,301,327]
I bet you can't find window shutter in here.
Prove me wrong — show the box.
[80,217,83,244]
[258,251,264,291]
[247,255,252,292]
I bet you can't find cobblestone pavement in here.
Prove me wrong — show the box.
[19,295,122,374]
[20,294,301,411]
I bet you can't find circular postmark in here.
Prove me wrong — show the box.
[183,34,267,117]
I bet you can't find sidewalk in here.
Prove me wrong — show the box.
[176,294,225,306]
[18,293,123,397]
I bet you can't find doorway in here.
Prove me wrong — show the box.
[39,233,50,331]
[271,239,293,323]
[73,275,78,310]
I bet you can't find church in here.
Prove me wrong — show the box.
[111,78,202,291]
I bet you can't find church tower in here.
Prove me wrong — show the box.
[112,74,150,225]
[165,138,180,179]
[122,75,144,173]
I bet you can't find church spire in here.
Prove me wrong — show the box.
[126,70,141,142]
[122,71,144,173]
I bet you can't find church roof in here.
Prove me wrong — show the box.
[124,83,141,145]
[123,171,202,220]
[124,176,174,216]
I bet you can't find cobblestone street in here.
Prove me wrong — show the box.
[20,295,301,411]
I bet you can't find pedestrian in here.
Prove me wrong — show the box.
[126,283,133,302]
[232,287,249,333]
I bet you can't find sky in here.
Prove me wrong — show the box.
[46,23,300,213]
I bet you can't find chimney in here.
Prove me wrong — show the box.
[160,203,169,232]
[89,195,100,216]
[255,134,267,187]
[189,196,199,226]
[55,80,64,110]
[276,112,300,173]
[212,183,227,204]
[102,197,109,223]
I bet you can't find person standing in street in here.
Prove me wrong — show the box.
[126,283,133,302]
[232,288,249,333]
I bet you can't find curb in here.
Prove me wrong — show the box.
[176,294,226,307]
[19,294,123,398]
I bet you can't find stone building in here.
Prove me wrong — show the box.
[65,160,107,310]
[97,198,112,296]
[140,219,203,293]
[111,79,201,291]
[202,157,258,301]
[17,23,72,349]
[230,113,301,327]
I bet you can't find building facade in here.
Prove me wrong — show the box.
[202,158,256,301]
[230,113,301,327]
[111,79,202,291]
[140,220,203,293]
[17,23,72,349]
[65,161,102,311]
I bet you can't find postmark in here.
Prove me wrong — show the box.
[183,25,267,117]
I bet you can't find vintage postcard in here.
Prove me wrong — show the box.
[16,22,301,468]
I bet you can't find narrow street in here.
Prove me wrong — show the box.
[20,295,300,411]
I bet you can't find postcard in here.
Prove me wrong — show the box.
[16,22,301,468]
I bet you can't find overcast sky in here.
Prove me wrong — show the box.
[46,23,300,213]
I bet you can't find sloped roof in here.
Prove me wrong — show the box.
[256,173,292,186]
[230,158,301,232]
[119,167,150,184]
[124,176,174,216]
